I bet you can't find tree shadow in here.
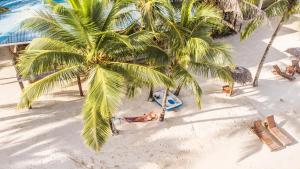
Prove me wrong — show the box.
[1,80,299,168]
[0,98,86,168]
[99,134,198,169]
[0,102,18,109]
[221,16,300,68]
[0,76,15,80]
[0,80,17,85]
[279,112,300,136]
[0,91,197,169]
[237,136,263,162]
[52,90,84,97]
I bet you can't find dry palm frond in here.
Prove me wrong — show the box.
[230,66,253,84]
[217,0,244,20]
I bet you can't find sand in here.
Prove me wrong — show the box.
[0,16,300,169]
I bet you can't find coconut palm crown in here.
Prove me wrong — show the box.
[149,0,234,120]
[17,0,173,151]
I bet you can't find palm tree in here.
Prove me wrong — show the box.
[155,0,234,121]
[240,0,300,87]
[133,0,173,101]
[17,0,172,151]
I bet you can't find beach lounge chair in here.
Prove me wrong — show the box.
[285,66,296,76]
[292,60,300,74]
[273,65,296,81]
[251,120,282,151]
[124,112,158,123]
[265,115,293,146]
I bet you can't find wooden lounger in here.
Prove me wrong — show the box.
[251,120,282,151]
[265,115,293,146]
[292,60,300,74]
[285,66,296,76]
[273,65,296,81]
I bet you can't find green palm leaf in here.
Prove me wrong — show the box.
[265,0,289,17]
[82,65,125,151]
[241,14,264,40]
[173,65,203,107]
[18,65,82,108]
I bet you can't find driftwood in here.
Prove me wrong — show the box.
[273,65,296,81]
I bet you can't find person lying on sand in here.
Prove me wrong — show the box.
[124,112,158,122]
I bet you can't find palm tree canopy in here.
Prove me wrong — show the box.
[18,0,173,151]
[240,0,300,40]
[153,0,234,107]
[134,0,173,31]
[17,0,234,151]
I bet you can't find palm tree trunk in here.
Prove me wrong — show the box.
[229,82,234,96]
[77,75,84,96]
[9,46,24,91]
[13,64,24,91]
[252,16,285,87]
[148,85,154,101]
[14,65,31,108]
[174,83,183,96]
[10,45,32,109]
[109,118,119,135]
[159,88,169,122]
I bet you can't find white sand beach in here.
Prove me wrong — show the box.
[0,17,300,169]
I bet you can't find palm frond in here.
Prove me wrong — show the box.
[265,0,289,17]
[106,62,174,88]
[181,0,195,27]
[18,65,81,108]
[241,14,265,40]
[19,49,84,77]
[173,65,203,108]
[189,61,233,83]
[82,65,125,151]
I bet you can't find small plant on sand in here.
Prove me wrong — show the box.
[240,0,300,87]
[17,0,172,151]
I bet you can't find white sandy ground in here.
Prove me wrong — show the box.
[0,16,300,169]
